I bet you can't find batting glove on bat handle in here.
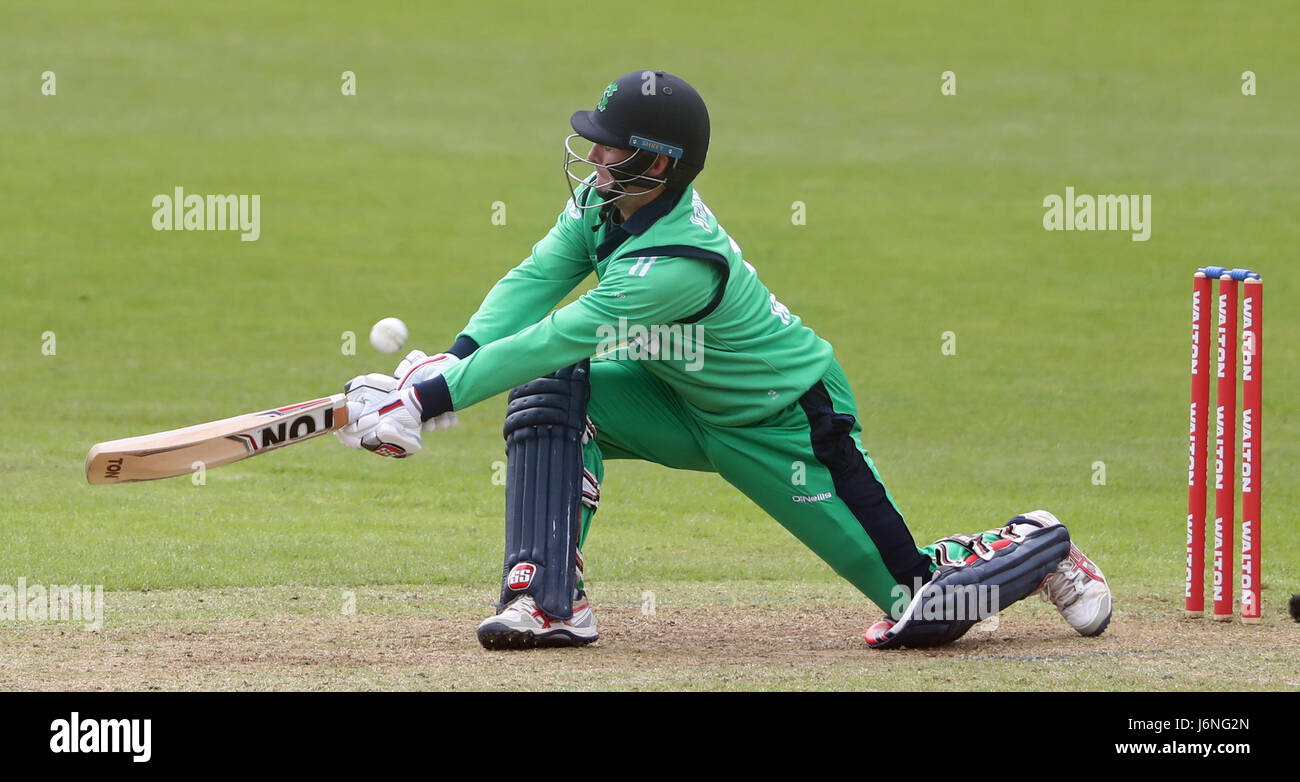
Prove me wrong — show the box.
[350,386,425,458]
[336,372,399,450]
[394,349,461,433]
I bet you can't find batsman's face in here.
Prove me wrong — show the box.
[587,143,635,190]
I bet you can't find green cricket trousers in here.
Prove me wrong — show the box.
[580,356,934,613]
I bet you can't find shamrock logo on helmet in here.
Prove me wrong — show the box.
[596,82,618,111]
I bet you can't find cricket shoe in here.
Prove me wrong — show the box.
[476,593,598,650]
[1020,510,1112,637]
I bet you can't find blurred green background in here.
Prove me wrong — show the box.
[1,2,1295,626]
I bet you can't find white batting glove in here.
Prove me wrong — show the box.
[336,373,398,450]
[394,349,461,432]
[347,386,425,458]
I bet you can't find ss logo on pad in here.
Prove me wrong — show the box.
[507,563,536,591]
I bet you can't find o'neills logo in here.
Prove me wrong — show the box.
[50,712,151,763]
[793,492,832,503]
[507,563,536,591]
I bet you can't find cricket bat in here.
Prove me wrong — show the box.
[86,394,348,484]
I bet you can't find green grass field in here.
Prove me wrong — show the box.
[1,0,1297,690]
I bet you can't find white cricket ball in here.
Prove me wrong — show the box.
[369,317,408,354]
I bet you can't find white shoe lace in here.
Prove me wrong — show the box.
[1043,565,1087,609]
[502,595,536,617]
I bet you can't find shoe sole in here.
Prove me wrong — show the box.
[477,626,598,650]
[1077,595,1113,637]
[1083,610,1112,637]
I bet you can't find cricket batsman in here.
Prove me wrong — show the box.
[337,70,1113,650]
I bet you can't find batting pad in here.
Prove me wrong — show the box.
[867,518,1072,649]
[498,360,591,620]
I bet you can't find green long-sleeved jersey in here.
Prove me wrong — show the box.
[437,181,835,426]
